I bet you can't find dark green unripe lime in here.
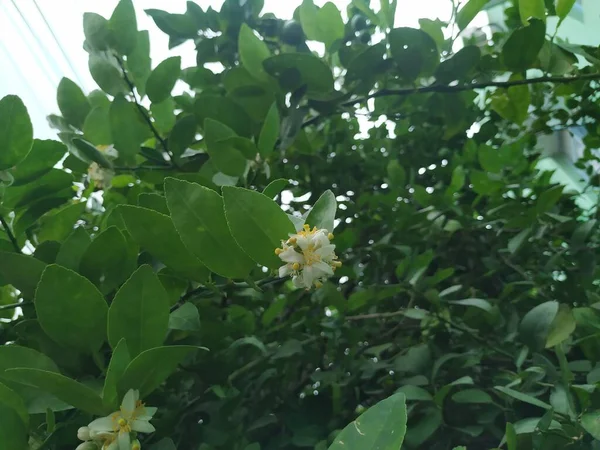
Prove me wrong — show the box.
[281,20,304,45]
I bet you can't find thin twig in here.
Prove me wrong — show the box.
[346,310,406,320]
[0,215,21,253]
[115,58,178,168]
[0,301,32,312]
[302,72,600,128]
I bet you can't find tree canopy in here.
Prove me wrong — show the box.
[1,0,600,449]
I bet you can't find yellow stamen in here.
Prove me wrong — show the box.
[333,261,342,268]
[288,237,297,244]
[328,233,334,240]
[312,226,317,232]
[275,248,282,255]
[315,281,323,288]
[292,263,300,271]
[117,418,127,428]
[303,224,310,231]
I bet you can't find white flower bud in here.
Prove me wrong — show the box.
[75,442,99,450]
[77,426,91,441]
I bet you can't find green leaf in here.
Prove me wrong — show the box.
[120,205,208,282]
[169,115,197,157]
[494,386,552,409]
[387,160,406,190]
[396,385,433,401]
[138,193,169,214]
[72,138,113,169]
[581,411,600,440]
[204,119,247,177]
[452,388,493,404]
[0,382,28,426]
[118,345,202,398]
[165,178,255,279]
[127,30,152,96]
[151,98,176,134]
[435,46,481,83]
[239,24,271,82]
[37,202,86,243]
[55,227,91,270]
[556,0,576,20]
[102,338,131,410]
[449,298,493,313]
[83,106,112,145]
[0,345,59,377]
[520,300,559,350]
[389,28,438,81]
[0,403,28,450]
[501,19,545,71]
[109,0,138,55]
[546,304,576,348]
[110,95,153,162]
[299,0,345,49]
[456,0,490,30]
[83,12,111,50]
[519,0,546,24]
[194,94,255,137]
[0,95,33,171]
[305,190,337,232]
[223,187,295,269]
[10,139,66,186]
[88,53,127,96]
[35,264,108,352]
[328,392,407,450]
[263,53,334,95]
[508,228,531,254]
[57,78,91,129]
[262,296,287,326]
[0,252,46,298]
[263,179,288,199]
[5,369,107,416]
[146,57,182,103]
[108,265,170,357]
[80,226,136,294]
[169,303,201,331]
[506,422,517,450]
[258,103,280,158]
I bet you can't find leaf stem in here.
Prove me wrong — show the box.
[0,215,21,253]
[0,301,32,311]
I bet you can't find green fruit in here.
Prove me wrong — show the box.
[351,15,368,31]
[281,20,304,45]
[358,30,370,44]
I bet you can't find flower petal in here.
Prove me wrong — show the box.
[88,416,115,433]
[312,231,330,248]
[302,266,316,288]
[131,419,156,433]
[279,248,304,264]
[120,390,138,417]
[315,244,336,259]
[105,442,119,450]
[137,406,157,420]
[292,275,303,288]
[296,235,310,250]
[117,431,130,450]
[279,265,292,278]
[313,261,334,277]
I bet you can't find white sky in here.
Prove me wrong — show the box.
[0,0,461,138]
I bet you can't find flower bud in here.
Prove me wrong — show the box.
[77,426,91,441]
[75,442,99,450]
[132,439,142,450]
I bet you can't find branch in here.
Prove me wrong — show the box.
[116,58,179,168]
[0,215,21,253]
[302,72,600,128]
[346,310,405,320]
[0,301,32,312]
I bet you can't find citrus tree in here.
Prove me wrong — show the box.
[1,0,600,449]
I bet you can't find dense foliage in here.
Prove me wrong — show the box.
[2,0,600,448]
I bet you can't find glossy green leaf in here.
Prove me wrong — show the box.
[305,190,336,232]
[556,0,577,20]
[169,115,197,156]
[519,0,546,24]
[151,98,176,134]
[83,12,111,50]
[169,303,201,331]
[328,392,407,450]
[146,57,182,103]
[165,178,255,278]
[299,0,345,49]
[204,119,247,177]
[35,264,108,352]
[519,300,559,351]
[83,106,112,145]
[263,178,288,199]
[0,345,59,377]
[502,19,545,71]
[57,78,91,129]
[109,0,138,55]
[387,160,406,190]
[120,205,208,282]
[127,30,152,96]
[581,411,600,440]
[546,304,576,348]
[449,298,493,313]
[72,138,113,168]
[88,53,127,96]
[452,388,493,404]
[239,24,271,82]
[389,28,438,81]
[494,386,552,409]
[0,404,28,450]
[37,202,86,243]
[0,382,28,426]
[55,227,91,270]
[0,252,46,298]
[194,95,255,137]
[108,265,170,357]
[118,345,202,398]
[223,186,295,268]
[457,0,490,29]
[10,139,66,186]
[80,226,136,294]
[258,103,280,158]
[110,95,153,162]
[5,369,107,416]
[0,95,33,171]
[102,338,131,410]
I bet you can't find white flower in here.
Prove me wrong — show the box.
[275,224,341,289]
[76,442,99,450]
[78,426,91,441]
[87,389,156,450]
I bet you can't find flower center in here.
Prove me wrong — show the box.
[302,244,322,266]
[112,414,132,433]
